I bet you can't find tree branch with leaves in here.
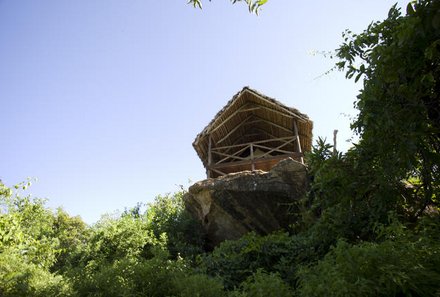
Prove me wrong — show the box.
[187,0,268,14]
[336,0,440,219]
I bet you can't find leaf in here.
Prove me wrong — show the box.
[406,3,415,16]
[188,0,202,9]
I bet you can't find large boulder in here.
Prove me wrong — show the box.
[184,158,308,248]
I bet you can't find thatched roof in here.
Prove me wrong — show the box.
[193,87,313,167]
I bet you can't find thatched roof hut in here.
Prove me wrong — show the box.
[193,87,313,178]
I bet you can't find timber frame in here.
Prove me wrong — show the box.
[193,87,313,178]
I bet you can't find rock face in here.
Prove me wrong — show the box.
[184,158,308,248]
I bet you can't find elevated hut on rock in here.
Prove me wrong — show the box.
[193,87,313,178]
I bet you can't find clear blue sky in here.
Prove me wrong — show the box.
[1,0,405,223]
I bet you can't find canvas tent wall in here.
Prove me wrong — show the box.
[193,87,313,178]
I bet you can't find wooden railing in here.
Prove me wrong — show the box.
[207,136,301,177]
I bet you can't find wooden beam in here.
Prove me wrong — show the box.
[208,135,212,165]
[220,132,260,157]
[251,136,296,148]
[333,129,338,156]
[207,135,212,178]
[220,119,266,145]
[217,115,261,144]
[215,136,294,164]
[213,148,249,163]
[253,143,295,156]
[215,144,250,164]
[216,114,254,144]
[293,120,304,163]
[216,113,295,146]
[212,136,296,151]
[209,104,259,134]
[216,116,286,146]
[220,135,295,161]
[211,153,303,169]
[250,143,255,171]
[213,133,295,166]
[259,137,295,158]
[239,133,260,138]
[239,106,261,113]
[209,167,227,176]
[251,127,279,140]
[205,94,244,134]
[246,89,308,122]
[256,104,295,120]
[252,115,293,134]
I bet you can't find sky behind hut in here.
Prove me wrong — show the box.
[1,0,405,223]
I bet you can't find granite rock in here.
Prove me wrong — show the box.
[184,158,308,247]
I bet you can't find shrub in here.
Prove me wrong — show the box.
[297,223,440,297]
[173,273,225,297]
[0,248,72,297]
[146,191,205,259]
[199,232,295,289]
[230,270,293,297]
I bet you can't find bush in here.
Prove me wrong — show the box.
[130,253,189,297]
[297,223,440,297]
[146,191,205,259]
[0,248,72,297]
[231,270,293,297]
[199,230,333,290]
[173,273,225,297]
[199,232,296,289]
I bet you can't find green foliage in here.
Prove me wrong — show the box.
[69,190,202,267]
[0,194,59,269]
[173,273,224,297]
[0,249,72,297]
[231,270,293,297]
[336,0,440,220]
[90,213,154,261]
[51,208,89,273]
[0,181,73,296]
[129,255,188,297]
[298,2,440,295]
[199,232,290,289]
[297,220,440,297]
[304,138,403,244]
[70,243,226,297]
[71,252,189,297]
[187,0,267,14]
[65,211,164,294]
[199,231,319,290]
[146,191,205,258]
[66,191,207,296]
[303,0,440,243]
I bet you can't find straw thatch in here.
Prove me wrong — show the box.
[193,87,313,175]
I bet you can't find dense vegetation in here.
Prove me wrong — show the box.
[1,1,439,296]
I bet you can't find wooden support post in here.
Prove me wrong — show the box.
[333,129,338,156]
[208,135,212,178]
[250,143,255,171]
[293,120,304,164]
